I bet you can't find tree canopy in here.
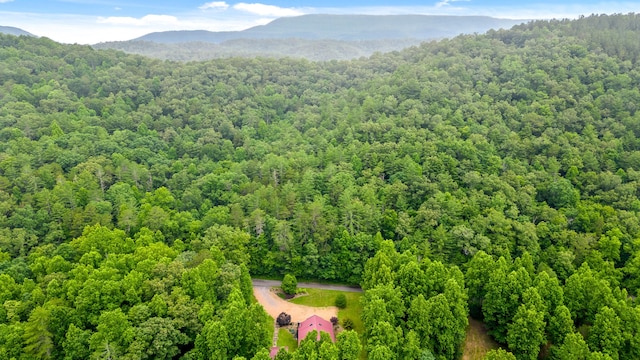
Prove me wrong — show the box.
[1,12,640,359]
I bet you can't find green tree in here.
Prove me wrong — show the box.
[465,250,494,318]
[89,308,134,359]
[0,323,26,360]
[484,262,531,343]
[295,330,320,359]
[366,321,400,357]
[534,270,564,324]
[597,233,621,263]
[194,320,229,360]
[62,324,91,360]
[219,289,271,358]
[23,306,54,360]
[401,330,422,360]
[588,306,623,359]
[538,178,579,209]
[367,345,394,360]
[201,225,251,265]
[319,339,339,360]
[396,260,427,305]
[126,317,189,360]
[422,291,467,360]
[251,348,272,360]
[282,274,297,295]
[336,330,360,360]
[506,294,546,360]
[553,332,591,360]
[181,258,220,304]
[484,349,516,360]
[564,264,614,325]
[548,305,574,345]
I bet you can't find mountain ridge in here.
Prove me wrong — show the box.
[94,14,525,61]
[0,26,34,37]
[130,14,525,43]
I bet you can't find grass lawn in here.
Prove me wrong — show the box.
[290,288,364,334]
[277,327,298,351]
[462,317,501,360]
[290,288,366,359]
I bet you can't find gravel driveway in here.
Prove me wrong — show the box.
[253,285,338,323]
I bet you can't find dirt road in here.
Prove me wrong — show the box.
[253,286,338,323]
[251,279,362,293]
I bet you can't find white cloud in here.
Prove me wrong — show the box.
[97,14,180,26]
[435,0,471,9]
[3,1,640,44]
[0,0,15,3]
[233,3,304,17]
[199,1,229,11]
[0,10,280,44]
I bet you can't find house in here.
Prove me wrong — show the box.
[297,315,336,345]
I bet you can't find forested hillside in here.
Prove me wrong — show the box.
[1,13,640,359]
[92,38,424,62]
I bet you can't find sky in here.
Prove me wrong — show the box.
[1,0,639,44]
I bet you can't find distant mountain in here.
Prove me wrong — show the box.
[0,26,34,37]
[133,14,524,43]
[94,14,525,61]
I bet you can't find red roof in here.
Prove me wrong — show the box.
[298,315,336,344]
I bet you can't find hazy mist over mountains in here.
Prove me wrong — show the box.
[92,15,526,61]
[131,15,523,43]
[2,15,525,61]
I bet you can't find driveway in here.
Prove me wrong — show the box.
[253,286,338,323]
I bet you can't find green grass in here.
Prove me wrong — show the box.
[277,327,298,351]
[462,317,500,360]
[290,288,364,334]
[290,288,366,359]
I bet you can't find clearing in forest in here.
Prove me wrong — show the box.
[462,317,501,360]
[253,286,338,323]
[290,288,364,334]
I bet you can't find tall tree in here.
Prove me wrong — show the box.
[336,330,361,360]
[506,289,546,360]
[23,306,54,360]
[588,306,623,360]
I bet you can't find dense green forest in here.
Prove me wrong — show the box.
[1,12,640,359]
[92,38,425,62]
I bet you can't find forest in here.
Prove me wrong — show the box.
[1,12,640,360]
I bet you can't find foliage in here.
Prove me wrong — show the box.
[484,349,516,360]
[95,38,425,62]
[281,274,298,295]
[2,13,640,359]
[23,306,53,359]
[330,316,338,326]
[363,241,468,359]
[276,312,291,327]
[337,330,361,360]
[335,293,347,309]
[342,318,355,331]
